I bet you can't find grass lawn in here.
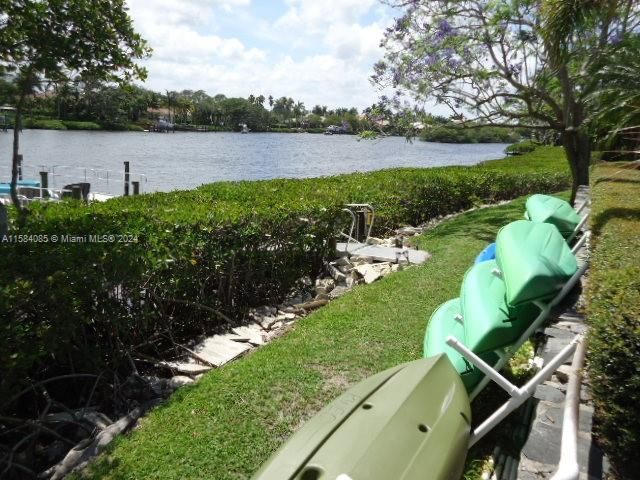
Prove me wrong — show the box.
[75,190,566,480]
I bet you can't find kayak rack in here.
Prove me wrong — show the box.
[448,334,584,447]
[468,232,589,400]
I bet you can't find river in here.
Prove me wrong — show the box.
[0,130,509,194]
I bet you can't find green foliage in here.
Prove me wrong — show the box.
[70,193,550,480]
[61,120,102,130]
[585,162,640,479]
[505,140,539,155]
[421,126,520,144]
[0,150,570,423]
[22,117,67,130]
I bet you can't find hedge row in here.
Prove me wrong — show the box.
[585,163,640,479]
[0,155,570,414]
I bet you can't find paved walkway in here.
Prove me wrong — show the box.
[492,188,609,480]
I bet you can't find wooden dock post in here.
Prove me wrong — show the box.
[39,171,49,189]
[124,161,130,196]
[132,181,140,195]
[0,203,7,237]
[71,185,82,200]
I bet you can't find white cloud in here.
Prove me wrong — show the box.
[276,0,377,33]
[126,0,395,109]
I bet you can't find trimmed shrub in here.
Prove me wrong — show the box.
[505,140,539,155]
[62,120,102,130]
[0,156,570,416]
[23,118,67,130]
[585,162,640,479]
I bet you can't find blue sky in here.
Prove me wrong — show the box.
[127,0,398,109]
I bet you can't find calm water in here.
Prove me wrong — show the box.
[0,130,509,194]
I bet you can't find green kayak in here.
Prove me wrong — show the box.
[252,355,471,480]
[496,220,578,306]
[525,194,581,238]
[423,299,500,392]
[460,260,540,353]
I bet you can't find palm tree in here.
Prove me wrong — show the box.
[268,95,274,110]
[248,94,255,105]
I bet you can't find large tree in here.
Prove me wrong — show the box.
[0,0,150,212]
[374,0,640,202]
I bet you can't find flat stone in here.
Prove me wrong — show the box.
[544,326,576,340]
[365,237,384,245]
[354,263,392,284]
[334,257,352,267]
[328,263,347,283]
[260,316,278,330]
[329,286,350,299]
[232,325,265,346]
[542,337,574,365]
[168,376,194,389]
[555,364,573,383]
[350,255,374,265]
[316,278,335,292]
[534,384,566,404]
[193,335,251,367]
[159,361,212,376]
[522,420,562,464]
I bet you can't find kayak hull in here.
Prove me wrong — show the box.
[424,299,500,392]
[496,220,578,306]
[460,260,540,353]
[252,355,471,480]
[525,194,581,238]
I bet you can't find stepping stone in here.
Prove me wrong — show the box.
[193,335,251,367]
[232,325,265,346]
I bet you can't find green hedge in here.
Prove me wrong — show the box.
[23,118,67,130]
[0,154,570,413]
[62,120,102,130]
[505,140,539,155]
[420,125,520,144]
[586,163,640,479]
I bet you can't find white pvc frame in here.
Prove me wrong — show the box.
[447,335,583,447]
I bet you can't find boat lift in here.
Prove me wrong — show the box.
[337,203,430,265]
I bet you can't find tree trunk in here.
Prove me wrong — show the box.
[561,129,591,205]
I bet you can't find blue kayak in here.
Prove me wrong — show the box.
[474,242,496,264]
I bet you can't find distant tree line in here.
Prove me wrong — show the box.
[0,75,384,133]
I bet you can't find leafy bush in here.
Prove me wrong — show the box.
[62,120,102,130]
[22,118,67,130]
[420,125,520,144]
[0,153,570,415]
[505,140,539,155]
[585,162,640,479]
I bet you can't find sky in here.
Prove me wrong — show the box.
[126,0,399,110]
